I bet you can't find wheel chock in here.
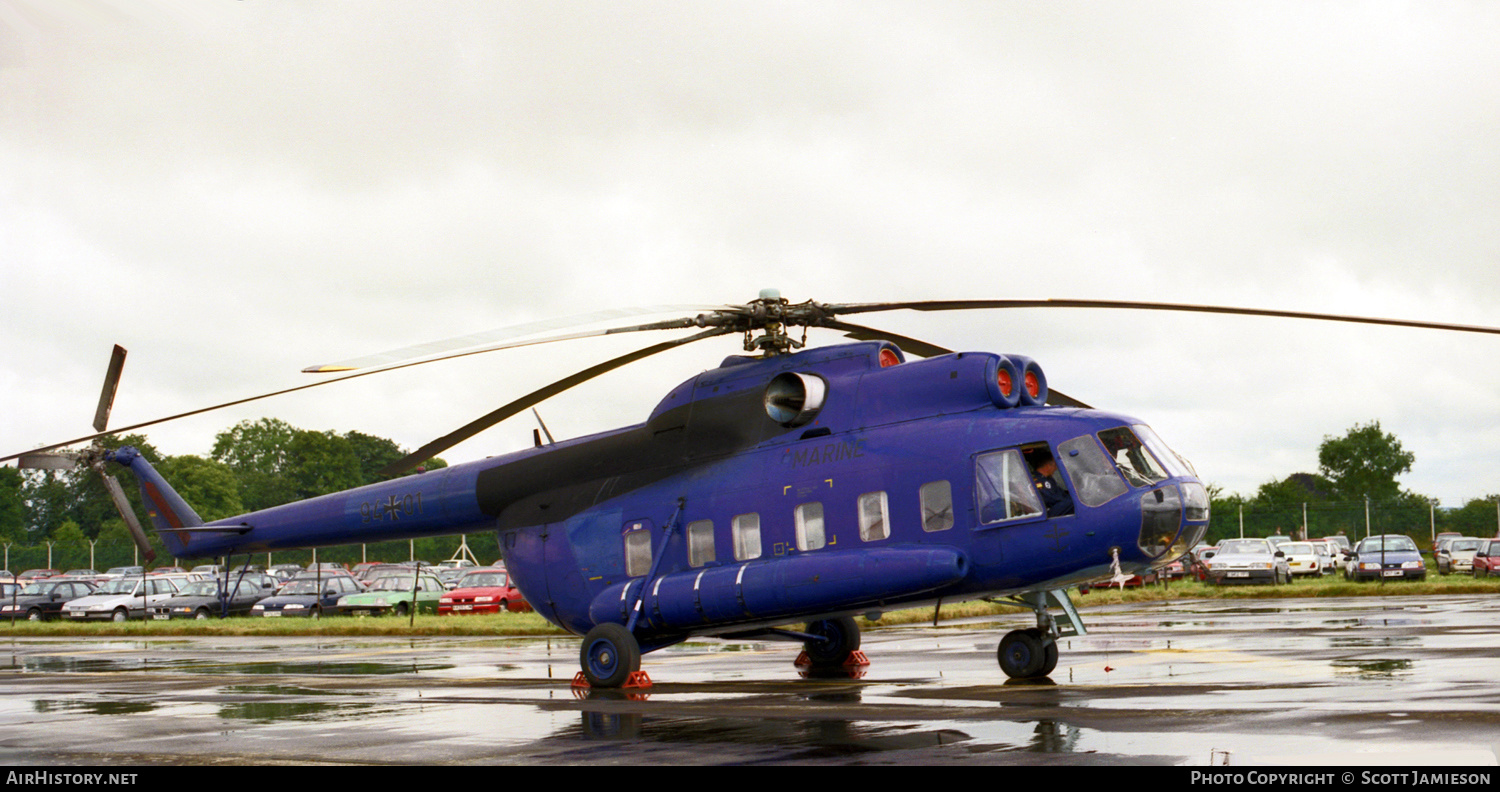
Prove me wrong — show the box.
[793,650,870,668]
[570,670,653,689]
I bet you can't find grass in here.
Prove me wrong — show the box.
[5,572,1495,638]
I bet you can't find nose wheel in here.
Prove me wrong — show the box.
[998,628,1059,679]
[993,588,1086,680]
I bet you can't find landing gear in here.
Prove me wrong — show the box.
[994,589,1083,680]
[998,628,1058,678]
[579,622,642,688]
[801,617,861,668]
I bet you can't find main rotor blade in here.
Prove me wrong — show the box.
[93,345,127,433]
[0,320,727,466]
[820,320,955,359]
[824,299,1500,337]
[303,304,730,373]
[378,327,737,476]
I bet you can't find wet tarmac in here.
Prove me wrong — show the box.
[1,595,1497,765]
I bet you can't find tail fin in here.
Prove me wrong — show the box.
[108,447,202,558]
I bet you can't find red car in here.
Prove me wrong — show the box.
[437,567,531,614]
[1472,538,1500,578]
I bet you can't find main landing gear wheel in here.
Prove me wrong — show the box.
[802,616,861,668]
[580,622,641,688]
[998,628,1057,679]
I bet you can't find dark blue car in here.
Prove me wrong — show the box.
[250,574,361,618]
[1345,534,1426,581]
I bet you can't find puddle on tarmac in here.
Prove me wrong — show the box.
[1330,635,1419,648]
[216,699,392,722]
[1332,658,1416,678]
[31,698,156,716]
[14,656,453,675]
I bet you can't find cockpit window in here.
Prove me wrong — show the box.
[1133,424,1194,479]
[1097,427,1169,487]
[1056,435,1128,507]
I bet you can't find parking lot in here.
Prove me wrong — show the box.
[1,594,1497,765]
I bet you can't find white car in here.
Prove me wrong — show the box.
[62,576,183,621]
[1437,538,1484,575]
[1279,542,1323,576]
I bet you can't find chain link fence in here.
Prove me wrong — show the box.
[2,534,493,574]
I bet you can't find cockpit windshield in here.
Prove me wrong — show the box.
[1097,427,1169,487]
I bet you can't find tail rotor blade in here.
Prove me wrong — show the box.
[100,471,156,563]
[17,452,80,471]
[93,345,127,433]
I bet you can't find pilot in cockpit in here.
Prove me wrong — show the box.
[1027,449,1076,517]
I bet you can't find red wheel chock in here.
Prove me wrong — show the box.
[570,670,654,689]
[793,650,870,668]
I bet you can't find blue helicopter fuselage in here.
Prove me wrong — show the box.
[118,341,1209,648]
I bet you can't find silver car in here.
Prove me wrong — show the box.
[61,576,183,621]
[1203,538,1291,585]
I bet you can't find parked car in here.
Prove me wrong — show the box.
[1432,531,1462,553]
[1436,537,1484,575]
[1308,540,1341,575]
[151,578,271,620]
[251,574,363,618]
[1202,538,1289,585]
[1472,539,1500,579]
[62,575,184,621]
[438,567,531,614]
[0,579,98,621]
[17,569,61,581]
[335,573,445,617]
[1278,542,1324,576]
[1345,535,1426,582]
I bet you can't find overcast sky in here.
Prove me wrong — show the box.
[3,1,1498,509]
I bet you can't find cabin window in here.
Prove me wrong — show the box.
[624,527,652,577]
[1057,435,1129,507]
[920,480,954,532]
[795,502,826,551]
[733,513,762,561]
[858,491,889,541]
[975,449,1044,524]
[687,519,715,567]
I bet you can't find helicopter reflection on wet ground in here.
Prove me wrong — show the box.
[1,595,1497,765]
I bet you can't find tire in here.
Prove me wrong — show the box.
[26,608,43,622]
[111,608,129,623]
[1027,628,1060,676]
[394,602,409,617]
[998,629,1046,679]
[195,608,212,620]
[803,616,861,667]
[499,600,509,613]
[310,606,321,619]
[579,623,641,688]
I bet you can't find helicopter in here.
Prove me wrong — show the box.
[8,290,1500,687]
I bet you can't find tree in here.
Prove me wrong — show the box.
[1317,421,1414,503]
[1442,494,1500,537]
[155,455,244,522]
[0,466,29,542]
[212,418,299,511]
[285,429,363,500]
